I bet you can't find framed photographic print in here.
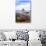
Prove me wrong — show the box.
[16,0,31,23]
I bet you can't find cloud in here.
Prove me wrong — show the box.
[16,3,30,11]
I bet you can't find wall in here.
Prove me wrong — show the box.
[0,0,46,30]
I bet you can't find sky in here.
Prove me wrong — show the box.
[16,0,31,5]
[16,0,31,10]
